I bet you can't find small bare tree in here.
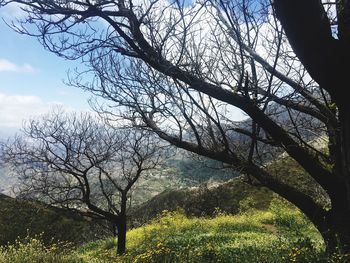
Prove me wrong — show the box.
[2,110,166,254]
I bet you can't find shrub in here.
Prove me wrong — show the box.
[0,236,79,263]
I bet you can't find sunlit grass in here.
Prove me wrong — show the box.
[72,198,335,263]
[2,197,349,262]
[0,237,79,263]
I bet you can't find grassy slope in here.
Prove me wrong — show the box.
[76,202,330,263]
[130,145,330,227]
[75,153,337,262]
[129,176,274,227]
[0,194,104,246]
[4,205,349,263]
[1,141,339,262]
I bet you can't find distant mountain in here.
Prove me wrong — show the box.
[129,139,329,227]
[0,167,17,196]
[164,154,238,185]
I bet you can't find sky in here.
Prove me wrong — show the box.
[0,5,92,138]
[0,2,248,139]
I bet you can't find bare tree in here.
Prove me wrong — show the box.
[1,110,166,254]
[1,0,350,252]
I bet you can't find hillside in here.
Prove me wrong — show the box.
[24,202,338,263]
[0,167,16,196]
[0,151,243,247]
[129,176,274,227]
[0,194,108,246]
[130,149,330,227]
[164,154,238,184]
[1,145,348,262]
[0,135,334,262]
[3,200,349,262]
[77,207,329,263]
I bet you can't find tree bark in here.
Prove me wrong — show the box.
[116,192,128,255]
[339,108,350,211]
[324,209,350,253]
[273,0,350,253]
[327,107,350,253]
[116,216,127,255]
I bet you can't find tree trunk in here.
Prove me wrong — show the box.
[324,107,350,253]
[339,107,350,212]
[116,216,127,255]
[116,191,128,255]
[323,206,350,253]
[301,191,350,254]
[111,222,117,237]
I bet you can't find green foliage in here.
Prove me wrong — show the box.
[130,176,274,227]
[2,205,350,262]
[73,238,117,262]
[75,204,349,263]
[269,196,322,243]
[0,194,102,246]
[0,236,79,263]
[267,156,330,209]
[2,143,348,262]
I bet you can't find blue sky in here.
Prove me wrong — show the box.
[0,2,247,138]
[0,6,91,137]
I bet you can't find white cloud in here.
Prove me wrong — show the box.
[0,2,27,19]
[0,59,35,73]
[0,92,72,128]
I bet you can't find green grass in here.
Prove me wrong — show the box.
[0,173,345,262]
[2,198,349,262]
[0,237,80,263]
[0,194,102,246]
[70,197,348,263]
[1,138,343,262]
[129,176,274,227]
